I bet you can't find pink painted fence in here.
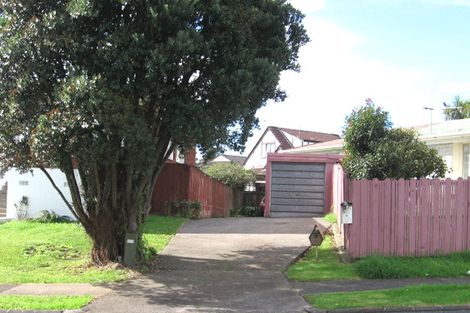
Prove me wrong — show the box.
[344,178,470,259]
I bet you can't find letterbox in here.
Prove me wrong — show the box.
[341,201,353,224]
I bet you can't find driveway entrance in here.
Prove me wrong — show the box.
[87,218,313,313]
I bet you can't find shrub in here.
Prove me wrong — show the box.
[165,199,201,219]
[230,206,263,217]
[34,210,72,223]
[343,100,446,179]
[14,196,29,220]
[201,163,255,189]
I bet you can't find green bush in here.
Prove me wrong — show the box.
[165,199,201,219]
[201,163,255,189]
[342,100,446,179]
[230,206,263,217]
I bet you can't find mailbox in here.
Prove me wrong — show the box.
[123,232,138,267]
[309,225,323,246]
[309,219,331,247]
[341,201,353,224]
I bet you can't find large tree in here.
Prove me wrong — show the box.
[343,100,446,180]
[0,0,308,264]
[443,96,470,120]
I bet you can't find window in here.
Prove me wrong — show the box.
[463,144,470,179]
[429,144,453,175]
[261,143,276,158]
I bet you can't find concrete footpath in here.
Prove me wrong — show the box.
[0,284,110,297]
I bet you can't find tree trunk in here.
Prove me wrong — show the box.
[86,207,126,265]
[45,141,173,266]
[78,166,158,266]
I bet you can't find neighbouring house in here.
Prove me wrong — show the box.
[243,126,340,178]
[417,119,470,179]
[1,168,74,219]
[207,154,246,165]
[281,118,470,179]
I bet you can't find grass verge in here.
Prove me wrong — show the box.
[355,252,470,279]
[307,284,470,310]
[0,295,93,310]
[0,215,186,283]
[287,233,470,281]
[286,235,359,281]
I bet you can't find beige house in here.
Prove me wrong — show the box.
[281,118,470,179]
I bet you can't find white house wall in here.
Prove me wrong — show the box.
[3,168,76,219]
[211,155,231,163]
[244,130,280,170]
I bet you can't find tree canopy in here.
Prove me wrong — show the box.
[443,96,470,120]
[342,101,446,180]
[0,0,309,264]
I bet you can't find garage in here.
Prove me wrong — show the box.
[265,153,342,218]
[270,163,325,217]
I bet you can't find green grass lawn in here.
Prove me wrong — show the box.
[307,284,470,310]
[287,233,470,281]
[0,295,93,310]
[286,235,359,281]
[143,215,187,252]
[0,215,186,284]
[355,252,470,279]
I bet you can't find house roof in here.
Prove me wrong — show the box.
[281,139,345,154]
[243,126,341,165]
[222,154,246,165]
[270,127,293,150]
[416,118,470,139]
[279,127,340,143]
[267,126,340,151]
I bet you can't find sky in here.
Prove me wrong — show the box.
[239,0,470,155]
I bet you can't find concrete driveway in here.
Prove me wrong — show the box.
[86,217,313,313]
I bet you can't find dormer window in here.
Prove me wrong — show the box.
[261,143,276,158]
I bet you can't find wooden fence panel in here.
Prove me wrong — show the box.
[345,178,470,258]
[405,179,419,255]
[188,167,237,218]
[150,162,238,218]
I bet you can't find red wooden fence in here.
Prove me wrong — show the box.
[344,178,470,258]
[150,162,241,218]
[187,166,242,217]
